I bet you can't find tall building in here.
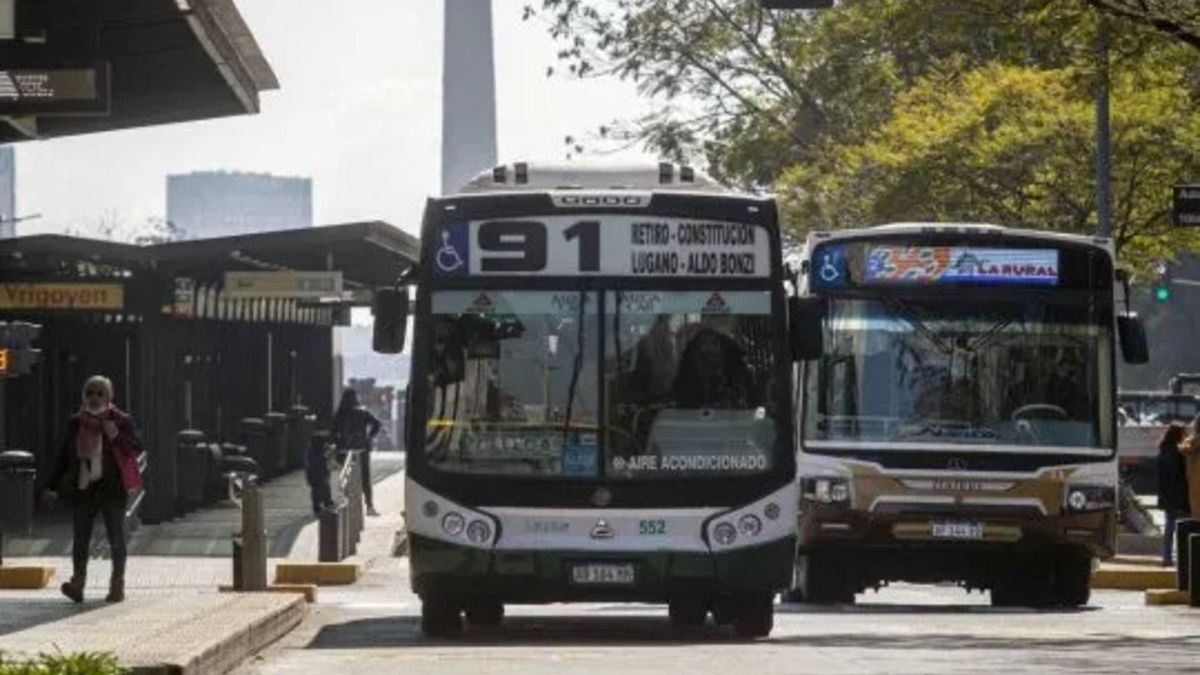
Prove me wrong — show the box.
[0,146,15,238]
[166,170,312,238]
[441,0,497,194]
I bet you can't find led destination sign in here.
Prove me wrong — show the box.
[867,247,1059,286]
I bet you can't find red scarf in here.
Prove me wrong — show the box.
[76,404,114,462]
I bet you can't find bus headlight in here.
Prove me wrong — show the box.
[441,512,466,536]
[738,514,763,536]
[422,500,439,518]
[763,502,781,521]
[466,519,492,544]
[803,477,852,505]
[713,522,738,546]
[1065,486,1114,513]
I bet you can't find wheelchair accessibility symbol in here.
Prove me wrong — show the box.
[434,225,468,275]
[818,253,841,283]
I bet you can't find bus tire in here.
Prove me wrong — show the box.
[990,563,1054,609]
[421,597,463,638]
[464,599,505,627]
[797,554,856,605]
[668,597,707,627]
[732,595,774,639]
[1052,551,1092,608]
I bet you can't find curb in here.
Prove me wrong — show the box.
[393,528,408,558]
[1093,565,1176,590]
[152,595,306,675]
[1145,588,1191,606]
[0,565,55,589]
[275,562,361,586]
[220,583,319,603]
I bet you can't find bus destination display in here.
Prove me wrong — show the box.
[813,244,1059,288]
[432,216,770,278]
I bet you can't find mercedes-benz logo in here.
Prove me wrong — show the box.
[590,519,614,539]
[590,487,612,507]
[946,457,968,471]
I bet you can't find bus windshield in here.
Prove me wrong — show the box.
[423,288,781,478]
[805,297,1113,452]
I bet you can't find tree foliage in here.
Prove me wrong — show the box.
[527,0,1200,269]
[1084,0,1200,50]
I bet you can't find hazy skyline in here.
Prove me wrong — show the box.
[15,1,655,239]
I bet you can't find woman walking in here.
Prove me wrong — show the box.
[1157,422,1190,566]
[332,389,382,516]
[44,376,143,603]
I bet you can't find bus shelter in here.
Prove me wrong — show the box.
[0,221,417,522]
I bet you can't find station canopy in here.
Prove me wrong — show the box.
[0,221,419,295]
[0,0,278,142]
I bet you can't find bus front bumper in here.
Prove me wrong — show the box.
[408,534,795,603]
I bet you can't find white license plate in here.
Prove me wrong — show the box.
[932,521,984,540]
[571,563,636,585]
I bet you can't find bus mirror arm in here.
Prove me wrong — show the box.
[788,296,825,362]
[1113,268,1150,365]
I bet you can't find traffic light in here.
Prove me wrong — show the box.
[0,321,42,378]
[1154,282,1171,303]
[1153,262,1171,304]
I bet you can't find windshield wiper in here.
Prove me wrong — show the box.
[561,291,587,445]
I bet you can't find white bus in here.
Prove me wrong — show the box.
[374,163,808,637]
[789,223,1148,607]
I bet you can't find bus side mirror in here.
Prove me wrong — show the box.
[1117,313,1149,365]
[373,288,409,354]
[788,296,825,361]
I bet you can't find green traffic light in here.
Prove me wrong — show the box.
[1155,284,1171,302]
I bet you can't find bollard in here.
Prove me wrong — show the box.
[318,506,340,562]
[1176,519,1200,591]
[240,479,268,591]
[1191,534,1200,608]
[231,538,243,591]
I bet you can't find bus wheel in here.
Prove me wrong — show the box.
[1052,551,1092,607]
[732,595,774,639]
[465,599,505,627]
[798,554,856,605]
[668,597,707,627]
[421,597,463,638]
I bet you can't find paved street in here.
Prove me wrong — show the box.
[238,470,1200,675]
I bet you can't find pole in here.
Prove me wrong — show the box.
[1095,15,1113,238]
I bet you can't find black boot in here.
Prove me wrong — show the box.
[105,575,125,603]
[60,575,85,604]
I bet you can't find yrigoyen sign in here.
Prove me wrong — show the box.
[223,271,343,299]
[1174,184,1200,227]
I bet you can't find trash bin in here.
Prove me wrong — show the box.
[263,412,288,478]
[0,450,37,537]
[176,430,207,513]
[286,405,314,471]
[238,418,267,481]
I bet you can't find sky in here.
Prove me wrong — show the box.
[14,0,655,238]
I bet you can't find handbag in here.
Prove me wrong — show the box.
[114,438,143,493]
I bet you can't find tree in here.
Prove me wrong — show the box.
[778,61,1200,271]
[1083,0,1200,50]
[528,0,1200,269]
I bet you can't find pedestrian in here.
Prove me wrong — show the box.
[332,389,382,517]
[1157,422,1190,566]
[1181,414,1200,520]
[43,376,143,603]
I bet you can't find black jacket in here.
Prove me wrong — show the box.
[1158,439,1190,515]
[332,406,381,452]
[48,410,143,502]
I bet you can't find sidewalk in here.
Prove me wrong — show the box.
[0,453,405,674]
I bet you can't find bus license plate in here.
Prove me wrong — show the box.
[570,563,636,585]
[932,521,984,540]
